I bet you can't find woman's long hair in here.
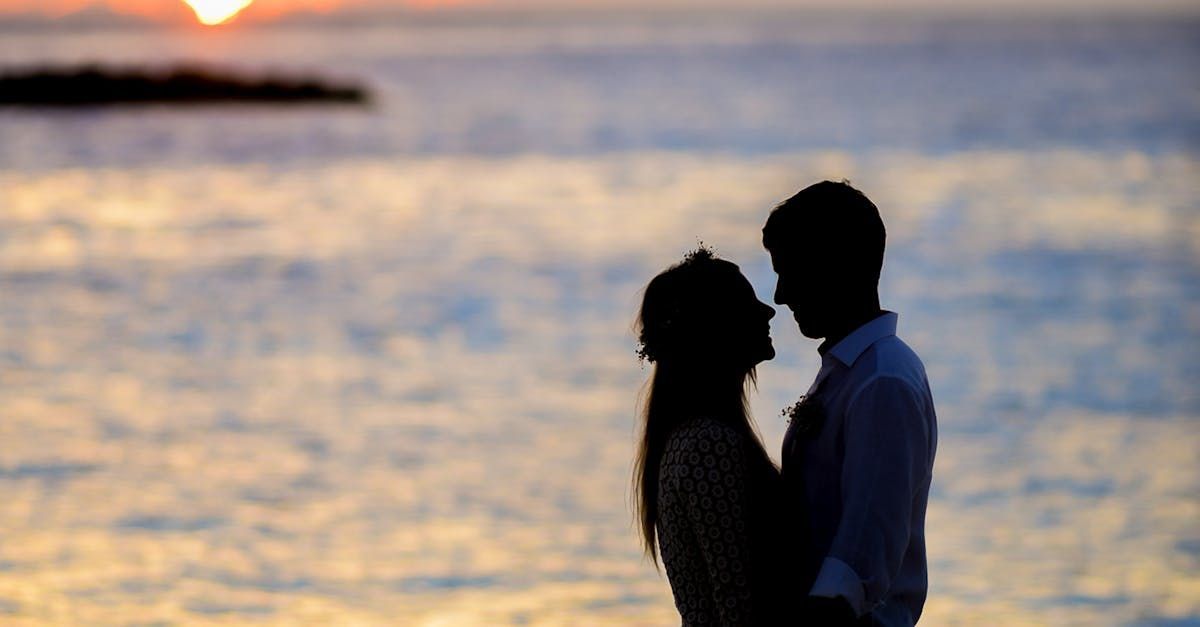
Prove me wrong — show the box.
[632,247,776,565]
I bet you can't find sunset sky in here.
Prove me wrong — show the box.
[2,0,1197,24]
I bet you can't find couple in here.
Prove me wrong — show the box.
[633,181,938,626]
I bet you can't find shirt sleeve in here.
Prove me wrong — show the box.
[809,375,934,615]
[681,426,757,626]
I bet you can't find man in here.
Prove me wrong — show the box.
[763,181,938,626]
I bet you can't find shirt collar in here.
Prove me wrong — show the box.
[823,311,898,368]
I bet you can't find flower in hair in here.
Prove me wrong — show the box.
[682,242,716,264]
[634,242,717,366]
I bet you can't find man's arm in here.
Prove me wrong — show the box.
[809,375,933,616]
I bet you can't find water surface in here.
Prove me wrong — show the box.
[0,13,1197,625]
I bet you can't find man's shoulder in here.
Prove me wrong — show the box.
[850,335,928,392]
[840,336,937,434]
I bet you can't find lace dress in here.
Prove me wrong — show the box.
[656,417,798,626]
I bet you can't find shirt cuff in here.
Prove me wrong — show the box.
[809,557,866,617]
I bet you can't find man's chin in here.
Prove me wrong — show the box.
[796,322,824,340]
[788,310,826,338]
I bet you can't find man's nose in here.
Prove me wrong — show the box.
[773,281,786,305]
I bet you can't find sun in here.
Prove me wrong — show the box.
[183,0,254,26]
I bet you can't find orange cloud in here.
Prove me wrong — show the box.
[232,0,346,19]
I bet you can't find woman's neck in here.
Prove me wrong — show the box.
[660,365,746,418]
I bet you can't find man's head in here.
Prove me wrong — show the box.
[762,180,885,339]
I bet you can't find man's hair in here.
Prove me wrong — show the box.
[762,180,886,286]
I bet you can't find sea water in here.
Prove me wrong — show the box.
[0,12,1197,625]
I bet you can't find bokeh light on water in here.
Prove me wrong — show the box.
[1,12,1198,626]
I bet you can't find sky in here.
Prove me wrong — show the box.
[1,0,344,21]
[1,0,1197,24]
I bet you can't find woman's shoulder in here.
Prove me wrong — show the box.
[659,417,764,500]
[663,417,746,460]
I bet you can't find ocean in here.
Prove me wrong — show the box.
[0,11,1197,625]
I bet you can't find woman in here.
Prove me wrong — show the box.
[633,246,802,626]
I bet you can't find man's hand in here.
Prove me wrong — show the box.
[798,595,860,626]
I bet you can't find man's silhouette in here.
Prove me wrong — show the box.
[763,181,938,626]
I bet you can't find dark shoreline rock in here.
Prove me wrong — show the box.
[0,64,370,107]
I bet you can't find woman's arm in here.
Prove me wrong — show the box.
[681,423,758,625]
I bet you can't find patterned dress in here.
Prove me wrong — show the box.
[657,417,800,626]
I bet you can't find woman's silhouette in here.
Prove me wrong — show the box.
[633,246,801,625]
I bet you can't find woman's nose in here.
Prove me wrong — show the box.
[762,302,776,320]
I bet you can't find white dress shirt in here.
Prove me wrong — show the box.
[781,311,938,626]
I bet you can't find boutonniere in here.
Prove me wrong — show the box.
[781,393,826,439]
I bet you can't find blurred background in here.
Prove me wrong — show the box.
[0,0,1197,624]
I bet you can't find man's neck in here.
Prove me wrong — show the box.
[817,306,884,355]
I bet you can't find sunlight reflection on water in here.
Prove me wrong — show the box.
[1,151,1196,624]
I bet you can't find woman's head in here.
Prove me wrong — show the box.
[636,246,776,376]
[632,246,777,564]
